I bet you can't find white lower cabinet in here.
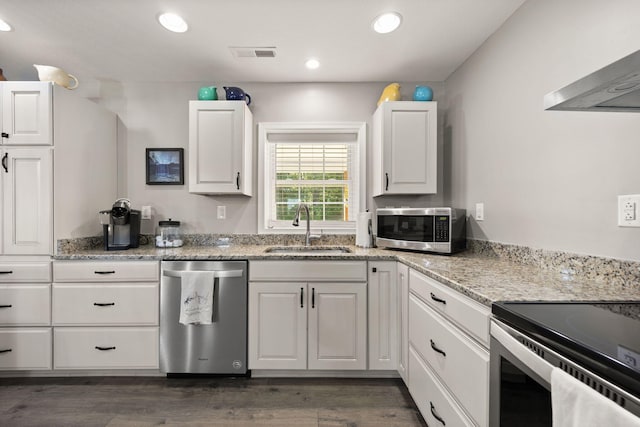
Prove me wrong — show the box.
[368,261,397,370]
[0,260,52,371]
[249,281,366,370]
[248,260,367,371]
[0,328,51,370]
[52,260,160,370]
[397,262,409,382]
[409,346,474,427]
[54,327,158,369]
[407,268,490,427]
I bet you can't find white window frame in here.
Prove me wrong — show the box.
[258,122,366,235]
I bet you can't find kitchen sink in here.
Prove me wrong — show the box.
[263,246,352,254]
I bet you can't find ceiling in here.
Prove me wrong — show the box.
[0,0,525,85]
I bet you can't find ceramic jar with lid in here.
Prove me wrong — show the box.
[155,219,183,248]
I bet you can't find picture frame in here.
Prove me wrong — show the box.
[146,148,184,185]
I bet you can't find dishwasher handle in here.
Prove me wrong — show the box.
[162,269,243,279]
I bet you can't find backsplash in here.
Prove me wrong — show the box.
[467,239,640,288]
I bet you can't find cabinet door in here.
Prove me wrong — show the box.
[368,261,397,370]
[2,148,52,254]
[248,282,307,370]
[308,282,367,370]
[1,82,52,146]
[397,262,409,382]
[188,101,252,195]
[372,101,437,195]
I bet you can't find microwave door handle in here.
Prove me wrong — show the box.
[491,320,553,385]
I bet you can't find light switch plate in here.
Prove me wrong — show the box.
[475,203,484,221]
[618,195,640,227]
[217,206,226,220]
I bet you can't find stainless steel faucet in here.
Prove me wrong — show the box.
[292,202,314,246]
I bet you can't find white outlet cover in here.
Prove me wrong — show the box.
[618,194,640,227]
[217,206,226,220]
[475,203,484,221]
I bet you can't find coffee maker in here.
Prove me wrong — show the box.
[100,198,141,251]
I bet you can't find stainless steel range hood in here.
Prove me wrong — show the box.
[544,49,640,112]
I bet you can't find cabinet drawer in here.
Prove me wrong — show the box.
[0,328,52,370]
[52,283,158,325]
[54,327,159,369]
[409,346,474,427]
[53,261,159,282]
[0,262,51,282]
[249,261,366,282]
[409,294,489,426]
[409,269,490,346]
[0,285,50,325]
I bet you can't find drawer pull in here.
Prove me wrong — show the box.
[93,302,115,307]
[0,348,12,354]
[0,271,13,275]
[430,292,446,305]
[311,287,315,309]
[430,401,446,425]
[95,346,116,351]
[94,270,116,275]
[300,287,304,308]
[430,339,447,357]
[0,304,12,308]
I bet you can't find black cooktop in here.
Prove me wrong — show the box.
[492,301,640,397]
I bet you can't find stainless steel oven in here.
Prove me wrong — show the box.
[490,302,640,426]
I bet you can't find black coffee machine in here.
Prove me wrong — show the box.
[100,198,141,251]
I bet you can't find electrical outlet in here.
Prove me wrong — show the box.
[475,203,484,221]
[217,206,226,220]
[618,195,640,227]
[141,205,152,220]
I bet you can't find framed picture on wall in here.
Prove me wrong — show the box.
[146,148,184,185]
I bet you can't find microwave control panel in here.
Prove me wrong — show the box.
[434,216,450,242]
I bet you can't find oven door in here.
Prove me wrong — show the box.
[490,319,554,426]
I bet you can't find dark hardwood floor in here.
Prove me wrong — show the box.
[0,376,426,426]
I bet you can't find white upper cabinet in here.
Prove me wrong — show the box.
[1,82,53,146]
[188,101,253,195]
[371,101,437,196]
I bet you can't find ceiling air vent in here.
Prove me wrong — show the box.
[229,47,277,59]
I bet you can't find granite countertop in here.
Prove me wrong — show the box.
[54,243,640,307]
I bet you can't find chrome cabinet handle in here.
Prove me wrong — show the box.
[430,339,446,357]
[95,346,116,351]
[430,293,446,305]
[430,401,446,425]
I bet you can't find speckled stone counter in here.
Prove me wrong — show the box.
[54,240,640,308]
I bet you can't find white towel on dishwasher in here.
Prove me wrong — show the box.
[179,271,216,325]
[551,367,640,427]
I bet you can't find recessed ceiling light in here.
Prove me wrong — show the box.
[158,13,188,33]
[0,18,13,32]
[305,59,320,70]
[372,12,402,34]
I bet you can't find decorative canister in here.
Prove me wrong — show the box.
[155,219,183,248]
[413,85,433,101]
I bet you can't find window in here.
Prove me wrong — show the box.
[258,122,366,234]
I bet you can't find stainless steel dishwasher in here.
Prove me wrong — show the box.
[160,260,248,375]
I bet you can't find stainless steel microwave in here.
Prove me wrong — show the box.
[376,207,466,254]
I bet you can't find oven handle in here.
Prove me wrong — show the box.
[491,320,553,384]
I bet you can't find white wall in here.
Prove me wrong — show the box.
[445,0,640,261]
[101,82,444,235]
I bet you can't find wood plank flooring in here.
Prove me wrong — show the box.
[0,376,427,426]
